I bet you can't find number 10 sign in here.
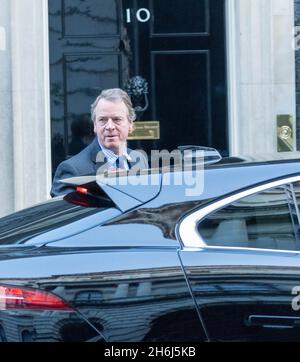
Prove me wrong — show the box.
[126,8,151,23]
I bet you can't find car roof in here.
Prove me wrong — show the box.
[154,154,300,205]
[209,152,300,168]
[61,153,300,210]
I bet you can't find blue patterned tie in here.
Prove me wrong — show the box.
[115,157,124,169]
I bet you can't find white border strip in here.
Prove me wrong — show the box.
[226,0,240,156]
[179,175,300,252]
[42,0,52,198]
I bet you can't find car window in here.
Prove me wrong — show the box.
[293,181,300,213]
[0,197,114,245]
[197,185,300,251]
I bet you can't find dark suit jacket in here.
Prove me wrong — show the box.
[50,138,148,197]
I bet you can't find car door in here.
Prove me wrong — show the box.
[179,177,300,341]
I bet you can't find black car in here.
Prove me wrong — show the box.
[1,151,300,342]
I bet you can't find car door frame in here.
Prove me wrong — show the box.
[177,174,300,341]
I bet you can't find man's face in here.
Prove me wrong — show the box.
[93,99,133,155]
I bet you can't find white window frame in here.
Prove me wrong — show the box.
[179,175,300,254]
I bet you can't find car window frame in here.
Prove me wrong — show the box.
[179,174,300,254]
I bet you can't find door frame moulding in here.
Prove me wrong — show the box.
[226,0,240,156]
[42,0,52,196]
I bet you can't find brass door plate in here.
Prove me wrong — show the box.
[277,115,294,152]
[128,121,160,140]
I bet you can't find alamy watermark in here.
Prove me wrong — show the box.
[95,149,205,197]
[292,286,300,311]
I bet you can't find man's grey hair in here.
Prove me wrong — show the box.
[91,88,136,123]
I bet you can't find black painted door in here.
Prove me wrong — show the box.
[49,0,228,173]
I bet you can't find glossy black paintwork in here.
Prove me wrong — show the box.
[179,249,300,341]
[1,159,300,341]
[0,247,205,342]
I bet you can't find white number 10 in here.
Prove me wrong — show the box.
[126,8,151,23]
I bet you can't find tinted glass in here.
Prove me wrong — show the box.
[0,197,113,245]
[293,181,300,212]
[197,185,299,251]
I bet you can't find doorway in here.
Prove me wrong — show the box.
[49,0,228,173]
